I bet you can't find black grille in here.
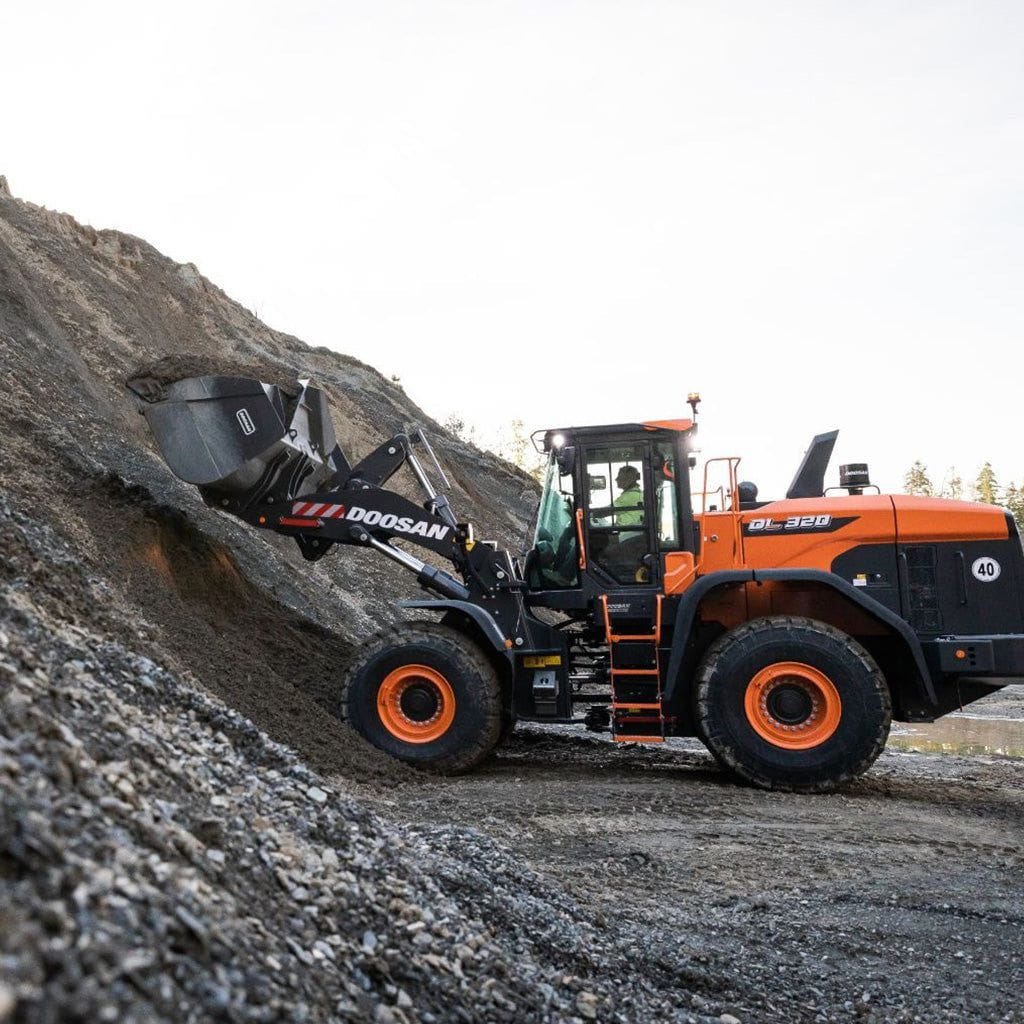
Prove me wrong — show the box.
[904,545,942,633]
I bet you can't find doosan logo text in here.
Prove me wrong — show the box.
[346,506,450,540]
[236,408,256,436]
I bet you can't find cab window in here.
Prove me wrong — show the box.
[530,452,579,589]
[586,444,650,585]
[654,441,680,549]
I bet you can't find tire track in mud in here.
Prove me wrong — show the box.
[385,726,1024,1022]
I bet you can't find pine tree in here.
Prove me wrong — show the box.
[941,468,963,501]
[904,461,934,496]
[1005,482,1024,529]
[974,462,999,504]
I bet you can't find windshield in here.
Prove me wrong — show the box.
[530,452,579,589]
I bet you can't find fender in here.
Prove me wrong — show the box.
[662,569,936,705]
[396,599,509,653]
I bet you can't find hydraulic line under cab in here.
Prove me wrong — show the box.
[128,374,1024,791]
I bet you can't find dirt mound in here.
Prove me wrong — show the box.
[0,182,708,1020]
[126,352,306,398]
[0,182,536,776]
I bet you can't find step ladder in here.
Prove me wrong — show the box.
[600,594,665,743]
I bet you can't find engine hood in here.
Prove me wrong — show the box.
[890,496,1011,544]
[736,494,1012,572]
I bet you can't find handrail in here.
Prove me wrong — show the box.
[700,457,741,514]
[692,485,724,512]
[574,508,587,570]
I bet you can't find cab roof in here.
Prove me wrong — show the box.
[535,419,695,453]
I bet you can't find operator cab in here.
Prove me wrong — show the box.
[526,419,697,609]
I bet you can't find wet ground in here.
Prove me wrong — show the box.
[382,700,1024,1023]
[887,684,1024,758]
[890,715,1024,758]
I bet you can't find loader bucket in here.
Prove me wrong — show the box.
[127,374,349,511]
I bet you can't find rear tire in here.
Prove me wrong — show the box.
[695,616,891,792]
[342,622,503,774]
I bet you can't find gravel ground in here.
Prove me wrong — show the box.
[388,726,1024,1023]
[0,499,726,1024]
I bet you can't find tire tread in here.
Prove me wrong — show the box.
[341,621,502,775]
[695,615,891,793]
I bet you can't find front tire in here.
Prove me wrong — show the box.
[342,622,503,774]
[695,616,891,792]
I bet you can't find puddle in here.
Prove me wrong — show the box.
[889,716,1024,758]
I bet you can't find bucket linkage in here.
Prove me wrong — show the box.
[128,372,472,598]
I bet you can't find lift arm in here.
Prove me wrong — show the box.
[127,373,484,602]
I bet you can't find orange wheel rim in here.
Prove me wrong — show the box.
[744,661,842,750]
[377,664,456,744]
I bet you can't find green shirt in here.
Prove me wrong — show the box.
[614,487,644,527]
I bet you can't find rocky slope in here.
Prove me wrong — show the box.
[2,181,679,1023]
[0,180,742,1024]
[0,178,536,777]
[4,180,1023,1024]
[2,497,717,1023]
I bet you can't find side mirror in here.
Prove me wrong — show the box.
[556,445,576,476]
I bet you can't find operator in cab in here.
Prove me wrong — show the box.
[583,463,647,583]
[613,465,644,525]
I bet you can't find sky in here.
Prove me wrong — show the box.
[3,1,1023,497]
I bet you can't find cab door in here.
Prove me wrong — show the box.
[582,442,662,588]
[528,448,584,592]
[526,436,693,607]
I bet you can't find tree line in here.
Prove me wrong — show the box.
[904,461,1024,527]
[443,414,546,482]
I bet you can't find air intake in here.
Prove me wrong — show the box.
[839,463,871,495]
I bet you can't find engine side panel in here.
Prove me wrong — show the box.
[739,495,897,573]
[737,496,1024,639]
[890,498,1023,637]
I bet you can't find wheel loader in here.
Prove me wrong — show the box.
[128,372,1024,791]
